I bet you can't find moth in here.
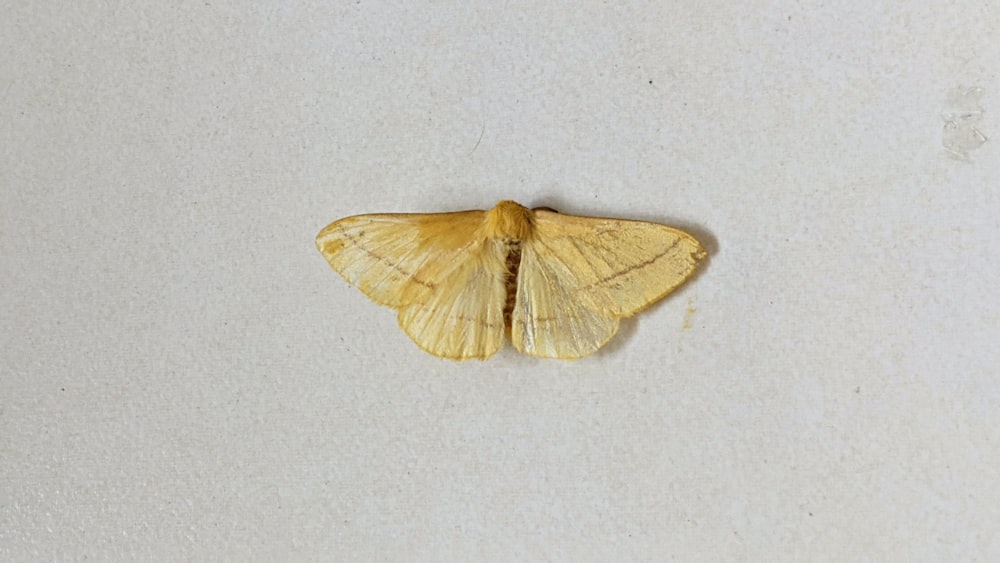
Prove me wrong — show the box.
[316,200,705,359]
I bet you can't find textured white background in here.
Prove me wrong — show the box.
[3,1,999,560]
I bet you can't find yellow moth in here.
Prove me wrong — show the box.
[316,200,705,360]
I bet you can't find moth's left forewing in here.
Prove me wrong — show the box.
[315,211,485,308]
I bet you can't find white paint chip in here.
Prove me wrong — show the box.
[942,86,988,160]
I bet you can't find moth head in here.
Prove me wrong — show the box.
[485,200,533,241]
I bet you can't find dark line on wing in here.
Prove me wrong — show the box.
[531,315,589,323]
[452,313,503,329]
[412,309,503,329]
[580,238,681,289]
[340,230,436,289]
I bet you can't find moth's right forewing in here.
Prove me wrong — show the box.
[529,211,705,317]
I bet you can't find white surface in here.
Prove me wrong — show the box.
[3,1,999,560]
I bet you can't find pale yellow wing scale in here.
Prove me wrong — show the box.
[512,209,705,359]
[316,211,507,359]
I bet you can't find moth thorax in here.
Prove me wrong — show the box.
[485,200,533,241]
